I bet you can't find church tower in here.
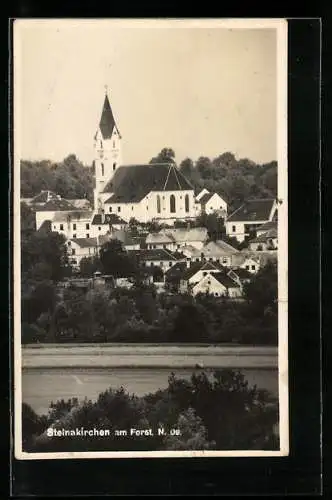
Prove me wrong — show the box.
[93,90,122,211]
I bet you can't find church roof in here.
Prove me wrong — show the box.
[98,94,120,140]
[103,164,194,203]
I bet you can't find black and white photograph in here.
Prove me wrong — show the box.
[13,18,288,459]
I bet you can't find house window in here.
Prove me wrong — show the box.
[73,223,76,230]
[73,234,77,239]
[203,272,207,276]
[86,234,90,238]
[157,195,161,214]
[185,194,189,213]
[150,262,154,267]
[109,207,112,212]
[245,265,249,270]
[215,293,219,297]
[222,258,227,264]
[86,223,90,230]
[163,244,166,249]
[153,245,156,249]
[207,280,211,285]
[101,163,104,176]
[232,225,236,232]
[251,265,256,271]
[209,258,213,262]
[113,163,116,171]
[60,224,64,230]
[67,241,71,246]
[118,206,121,212]
[169,262,172,267]
[170,194,176,213]
[196,258,200,262]
[98,226,101,231]
[72,249,76,255]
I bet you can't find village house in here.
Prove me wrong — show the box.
[227,268,252,287]
[248,228,278,252]
[66,237,100,268]
[34,198,78,230]
[93,92,197,224]
[179,261,227,293]
[225,198,278,243]
[51,211,93,239]
[240,257,260,274]
[145,226,208,252]
[196,190,228,216]
[90,213,128,237]
[128,248,181,273]
[191,272,242,298]
[200,239,239,267]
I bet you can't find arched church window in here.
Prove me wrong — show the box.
[170,194,176,213]
[185,194,189,212]
[113,163,116,171]
[101,163,104,176]
[157,195,161,214]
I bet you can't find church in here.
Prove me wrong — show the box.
[93,92,198,224]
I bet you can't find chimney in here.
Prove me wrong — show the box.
[186,257,191,269]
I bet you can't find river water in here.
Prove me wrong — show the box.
[22,366,278,416]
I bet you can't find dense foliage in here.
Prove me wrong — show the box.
[21,154,94,202]
[21,150,276,214]
[22,369,279,452]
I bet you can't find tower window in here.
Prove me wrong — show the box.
[101,163,104,176]
[185,194,189,213]
[113,141,116,148]
[170,194,176,213]
[157,195,161,214]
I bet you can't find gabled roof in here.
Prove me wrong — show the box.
[37,219,52,233]
[128,248,177,261]
[98,94,120,140]
[67,199,92,209]
[146,232,175,244]
[110,229,138,247]
[32,190,59,204]
[103,164,194,203]
[165,261,187,279]
[256,220,277,232]
[226,198,276,222]
[250,228,278,243]
[199,192,214,205]
[161,227,208,243]
[36,198,76,212]
[181,260,225,280]
[212,272,241,288]
[70,237,98,248]
[91,213,127,226]
[202,239,239,256]
[228,268,252,281]
[52,210,93,222]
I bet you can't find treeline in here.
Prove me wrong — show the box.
[151,148,277,212]
[22,369,279,452]
[21,149,276,213]
[21,154,94,201]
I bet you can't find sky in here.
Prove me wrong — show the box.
[14,19,281,166]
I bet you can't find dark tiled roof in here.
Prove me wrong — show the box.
[228,268,251,281]
[36,198,76,211]
[165,261,187,278]
[181,260,225,281]
[71,237,98,248]
[91,213,127,225]
[213,272,241,288]
[32,190,58,203]
[199,192,214,205]
[98,94,120,140]
[257,221,277,232]
[37,220,52,233]
[128,248,177,261]
[226,198,275,222]
[103,164,194,202]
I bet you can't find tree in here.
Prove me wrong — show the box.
[196,213,225,240]
[243,261,278,316]
[79,256,102,277]
[195,156,212,179]
[164,407,216,450]
[99,239,139,278]
[21,202,36,235]
[149,148,175,164]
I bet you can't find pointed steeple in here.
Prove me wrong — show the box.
[99,91,120,140]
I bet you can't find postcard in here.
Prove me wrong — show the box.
[13,18,288,459]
